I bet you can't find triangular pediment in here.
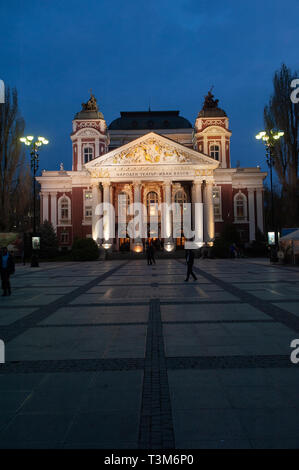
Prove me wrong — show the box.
[85,132,219,170]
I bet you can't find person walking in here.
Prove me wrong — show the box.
[0,247,15,296]
[146,241,152,265]
[185,249,197,282]
[149,243,156,265]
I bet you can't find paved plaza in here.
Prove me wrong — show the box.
[0,258,299,449]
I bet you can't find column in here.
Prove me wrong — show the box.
[204,181,215,244]
[42,192,49,222]
[191,183,195,231]
[77,138,82,171]
[50,192,57,231]
[248,188,256,241]
[92,182,102,244]
[256,188,264,234]
[163,182,172,238]
[102,181,111,247]
[221,136,227,168]
[132,181,143,251]
[193,180,203,247]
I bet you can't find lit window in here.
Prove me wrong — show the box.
[118,192,129,218]
[118,192,130,238]
[147,191,158,217]
[84,191,92,220]
[174,190,187,238]
[84,147,93,163]
[210,144,220,161]
[174,190,187,215]
[213,186,222,220]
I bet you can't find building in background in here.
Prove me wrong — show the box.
[37,91,266,251]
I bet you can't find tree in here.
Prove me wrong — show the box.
[264,64,299,225]
[39,220,58,258]
[0,86,32,231]
[72,238,99,261]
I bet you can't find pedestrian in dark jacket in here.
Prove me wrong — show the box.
[149,244,155,265]
[0,247,15,296]
[146,242,156,265]
[185,249,197,282]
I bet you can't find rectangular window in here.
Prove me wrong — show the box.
[85,206,92,218]
[84,147,93,163]
[213,186,222,220]
[84,191,93,222]
[61,232,69,244]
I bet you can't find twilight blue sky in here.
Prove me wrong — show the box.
[0,0,298,178]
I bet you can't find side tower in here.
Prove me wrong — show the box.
[193,91,231,168]
[71,93,109,171]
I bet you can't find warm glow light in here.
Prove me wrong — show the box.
[102,243,111,250]
[134,246,143,253]
[164,242,174,252]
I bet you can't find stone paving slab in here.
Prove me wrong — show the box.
[39,305,149,325]
[7,324,147,361]
[0,308,39,326]
[161,303,271,322]
[0,258,299,449]
[273,302,299,317]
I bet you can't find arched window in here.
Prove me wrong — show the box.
[147,191,159,217]
[58,196,71,225]
[210,144,220,161]
[84,146,93,163]
[234,192,247,221]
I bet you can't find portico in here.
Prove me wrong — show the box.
[85,132,218,251]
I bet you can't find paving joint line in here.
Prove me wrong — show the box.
[177,261,299,334]
[0,261,129,343]
[138,299,175,449]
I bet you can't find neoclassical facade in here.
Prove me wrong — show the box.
[37,92,267,251]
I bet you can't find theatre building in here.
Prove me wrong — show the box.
[37,91,267,251]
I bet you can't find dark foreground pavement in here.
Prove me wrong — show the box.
[0,258,299,449]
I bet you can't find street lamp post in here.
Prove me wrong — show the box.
[255,129,284,262]
[20,136,49,267]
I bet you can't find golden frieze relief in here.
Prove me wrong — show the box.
[112,139,191,165]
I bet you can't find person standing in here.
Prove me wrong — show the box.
[185,249,197,282]
[0,247,15,296]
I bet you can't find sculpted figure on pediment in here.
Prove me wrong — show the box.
[112,139,191,165]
